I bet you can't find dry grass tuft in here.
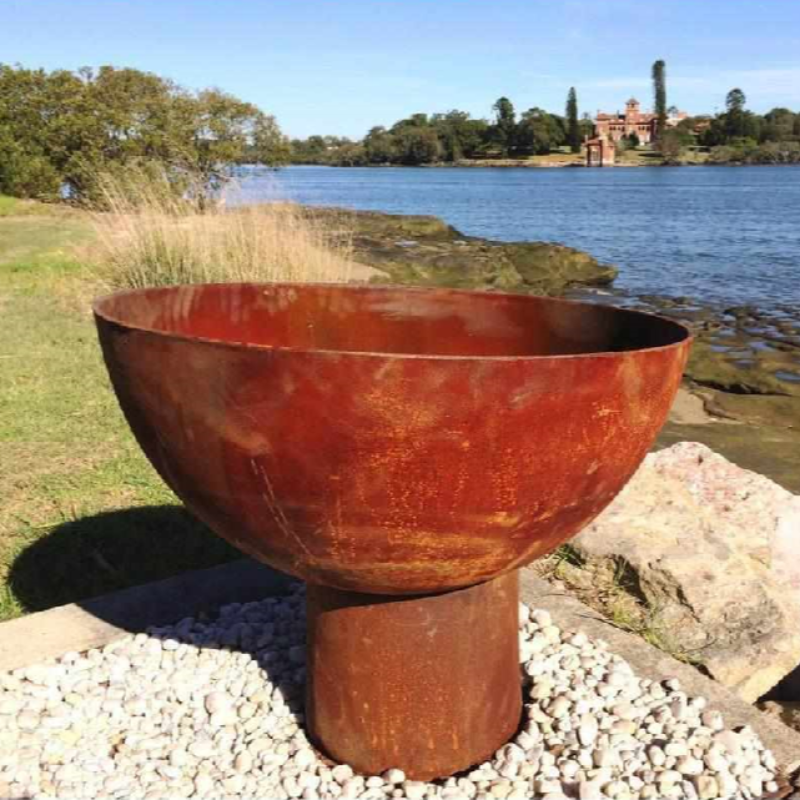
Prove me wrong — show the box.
[88,167,355,291]
[535,548,706,666]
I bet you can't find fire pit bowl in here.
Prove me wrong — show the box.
[94,282,691,779]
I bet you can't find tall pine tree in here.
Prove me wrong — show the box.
[651,60,667,141]
[725,88,748,139]
[492,97,516,156]
[566,87,580,153]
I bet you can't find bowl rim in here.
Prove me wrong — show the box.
[92,281,693,363]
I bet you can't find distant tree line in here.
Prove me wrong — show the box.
[294,63,800,168]
[290,90,594,167]
[659,89,800,165]
[0,64,290,201]
[6,62,798,192]
[700,89,800,163]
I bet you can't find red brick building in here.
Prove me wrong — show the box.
[584,135,616,167]
[594,98,687,144]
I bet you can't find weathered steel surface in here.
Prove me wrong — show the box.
[93,282,691,596]
[94,283,690,777]
[306,570,521,780]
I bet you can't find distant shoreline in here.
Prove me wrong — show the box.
[286,159,800,170]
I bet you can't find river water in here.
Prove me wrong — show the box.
[236,164,800,308]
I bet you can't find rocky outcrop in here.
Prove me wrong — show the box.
[619,297,800,433]
[568,442,800,703]
[321,209,618,295]
[687,340,798,397]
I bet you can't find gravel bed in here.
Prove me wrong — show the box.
[0,585,782,800]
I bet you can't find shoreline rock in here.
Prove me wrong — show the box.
[315,208,618,295]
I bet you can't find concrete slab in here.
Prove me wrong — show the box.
[1,559,797,771]
[0,559,293,673]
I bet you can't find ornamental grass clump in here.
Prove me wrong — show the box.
[89,166,354,290]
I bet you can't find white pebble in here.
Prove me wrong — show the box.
[0,595,780,800]
[578,714,599,747]
[693,775,719,799]
[204,691,233,714]
[404,780,427,800]
[234,751,253,773]
[294,748,316,768]
[383,768,405,784]
[332,764,355,784]
[676,756,704,776]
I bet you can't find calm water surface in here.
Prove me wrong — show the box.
[238,165,800,307]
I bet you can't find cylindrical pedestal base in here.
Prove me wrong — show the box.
[305,570,521,781]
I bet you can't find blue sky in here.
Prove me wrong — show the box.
[3,0,800,139]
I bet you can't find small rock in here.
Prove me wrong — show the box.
[579,779,604,800]
[194,772,214,795]
[188,740,215,759]
[204,691,233,715]
[383,768,405,785]
[333,764,355,785]
[578,714,599,747]
[676,756,704,776]
[404,780,428,800]
[693,775,719,800]
[592,748,619,768]
[234,751,253,773]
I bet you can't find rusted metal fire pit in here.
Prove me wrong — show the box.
[93,283,691,781]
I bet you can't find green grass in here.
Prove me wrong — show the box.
[0,194,67,217]
[0,196,18,216]
[0,202,237,620]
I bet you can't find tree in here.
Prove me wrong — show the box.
[726,88,746,113]
[331,141,366,166]
[723,88,759,141]
[517,108,565,155]
[290,135,329,163]
[492,97,516,155]
[0,63,288,201]
[659,130,685,164]
[394,127,442,164]
[0,64,102,198]
[252,113,290,165]
[565,88,580,153]
[390,113,429,134]
[651,60,667,141]
[724,88,747,139]
[696,89,758,147]
[430,110,488,161]
[184,89,265,195]
[363,126,398,163]
[761,108,797,143]
[0,126,61,198]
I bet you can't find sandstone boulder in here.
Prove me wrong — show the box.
[570,442,800,702]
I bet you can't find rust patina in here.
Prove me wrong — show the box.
[306,571,521,778]
[94,282,691,779]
